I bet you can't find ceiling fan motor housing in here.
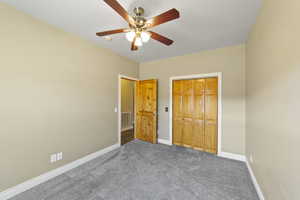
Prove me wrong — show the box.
[133,7,144,16]
[133,7,146,28]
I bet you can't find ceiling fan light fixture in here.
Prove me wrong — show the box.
[141,31,151,43]
[126,31,136,42]
[96,1,179,51]
[135,37,143,46]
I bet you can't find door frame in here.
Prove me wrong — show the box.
[118,74,138,146]
[169,72,223,155]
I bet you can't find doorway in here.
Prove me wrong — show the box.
[118,74,158,146]
[120,77,136,145]
[169,73,222,154]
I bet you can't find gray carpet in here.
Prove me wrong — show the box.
[11,140,259,200]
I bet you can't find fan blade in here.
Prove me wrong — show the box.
[96,28,127,36]
[146,8,180,28]
[103,0,135,25]
[149,31,174,46]
[131,37,138,51]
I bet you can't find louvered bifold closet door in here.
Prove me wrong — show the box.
[172,78,218,154]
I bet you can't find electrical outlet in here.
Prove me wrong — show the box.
[57,152,63,161]
[249,154,254,163]
[164,106,168,112]
[50,154,57,163]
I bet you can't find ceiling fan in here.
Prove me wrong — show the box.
[96,0,180,51]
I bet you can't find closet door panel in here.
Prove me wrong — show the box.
[173,118,183,145]
[182,118,193,147]
[182,80,194,147]
[173,80,183,145]
[204,120,217,153]
[205,77,218,94]
[182,80,194,119]
[173,81,183,120]
[204,78,218,153]
[205,94,218,120]
[193,119,205,150]
[193,79,205,150]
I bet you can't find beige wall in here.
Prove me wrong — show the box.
[140,45,246,155]
[0,3,138,191]
[7,0,299,197]
[246,0,300,199]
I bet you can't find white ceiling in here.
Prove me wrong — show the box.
[2,0,261,62]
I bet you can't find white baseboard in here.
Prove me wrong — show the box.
[0,143,120,200]
[158,139,172,146]
[218,151,246,162]
[246,159,265,200]
[219,152,264,199]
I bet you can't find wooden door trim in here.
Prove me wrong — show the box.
[118,74,138,146]
[169,72,223,155]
